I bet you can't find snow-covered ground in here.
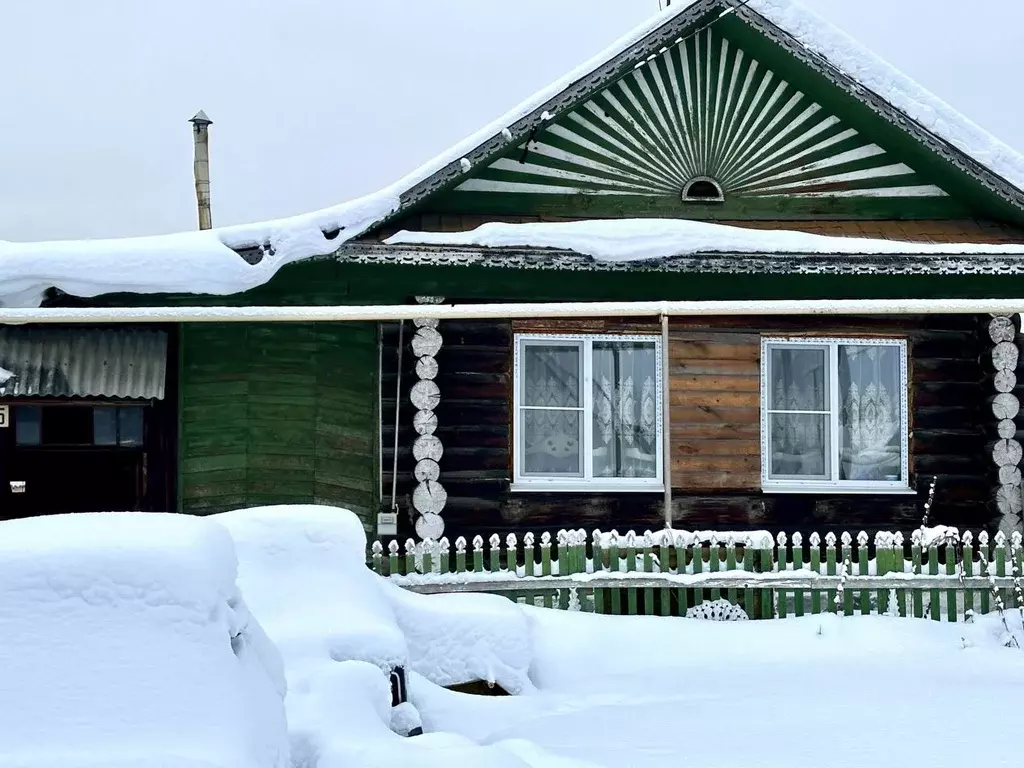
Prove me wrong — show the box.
[1,505,1022,768]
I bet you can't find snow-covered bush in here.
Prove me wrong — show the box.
[685,599,749,621]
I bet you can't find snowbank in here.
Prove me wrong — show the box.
[0,512,288,768]
[386,218,1024,262]
[214,505,557,768]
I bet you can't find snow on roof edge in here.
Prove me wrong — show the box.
[385,219,1024,263]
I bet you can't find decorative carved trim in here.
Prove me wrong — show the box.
[989,315,1023,535]
[412,296,447,540]
[335,244,1024,278]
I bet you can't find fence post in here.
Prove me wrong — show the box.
[979,531,991,615]
[892,532,906,617]
[421,539,433,576]
[676,533,690,616]
[489,534,501,574]
[405,538,417,576]
[626,531,639,615]
[541,532,553,609]
[455,537,467,576]
[557,531,570,610]
[825,533,837,614]
[776,533,788,619]
[996,531,1008,612]
[945,532,959,623]
[726,533,739,607]
[472,535,484,576]
[792,532,804,617]
[857,531,870,616]
[438,537,450,575]
[759,537,773,619]
[524,532,536,579]
[911,530,924,618]
[592,530,604,614]
[371,541,383,575]
[608,531,622,615]
[962,531,975,618]
[808,533,821,615]
[874,532,889,616]
[841,533,854,616]
[643,531,655,616]
[388,540,400,577]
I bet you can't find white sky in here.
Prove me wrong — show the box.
[2,0,1022,242]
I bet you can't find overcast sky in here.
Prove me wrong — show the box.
[2,0,1022,242]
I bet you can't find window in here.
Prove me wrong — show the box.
[513,334,663,491]
[761,338,909,493]
[13,405,145,447]
[681,176,725,202]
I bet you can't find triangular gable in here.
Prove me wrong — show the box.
[368,0,1024,230]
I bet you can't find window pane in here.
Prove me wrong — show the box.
[839,345,902,481]
[14,406,41,446]
[592,341,658,479]
[522,344,580,408]
[93,408,118,446]
[42,407,93,445]
[769,413,829,478]
[769,347,827,411]
[521,409,581,476]
[118,406,144,447]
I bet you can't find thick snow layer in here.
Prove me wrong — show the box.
[0,192,396,308]
[426,607,1024,768]
[0,512,288,768]
[214,506,553,768]
[387,218,1024,261]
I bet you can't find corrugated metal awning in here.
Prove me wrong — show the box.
[0,328,168,400]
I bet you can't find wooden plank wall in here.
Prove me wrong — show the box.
[178,322,379,531]
[380,314,994,542]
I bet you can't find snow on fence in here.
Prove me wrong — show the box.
[371,529,1024,623]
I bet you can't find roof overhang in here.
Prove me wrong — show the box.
[333,241,1024,277]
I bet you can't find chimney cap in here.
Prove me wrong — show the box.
[189,110,212,126]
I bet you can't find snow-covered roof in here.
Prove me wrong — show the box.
[3,0,1024,308]
[385,219,1024,263]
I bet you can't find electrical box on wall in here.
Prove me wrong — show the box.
[377,511,398,537]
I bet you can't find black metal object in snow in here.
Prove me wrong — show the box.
[388,666,423,737]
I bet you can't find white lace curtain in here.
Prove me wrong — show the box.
[769,344,901,481]
[521,342,657,478]
[592,342,657,479]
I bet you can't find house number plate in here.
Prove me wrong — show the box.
[0,405,7,428]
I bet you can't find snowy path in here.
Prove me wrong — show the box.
[420,612,1024,768]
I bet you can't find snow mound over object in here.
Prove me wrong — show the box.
[0,512,288,768]
[214,506,540,768]
[386,218,1024,260]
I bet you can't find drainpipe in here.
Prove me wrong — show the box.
[189,111,213,231]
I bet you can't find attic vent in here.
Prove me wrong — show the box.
[681,177,725,203]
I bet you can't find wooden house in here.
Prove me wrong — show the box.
[4,0,1024,546]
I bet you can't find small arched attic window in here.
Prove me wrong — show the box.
[681,176,725,203]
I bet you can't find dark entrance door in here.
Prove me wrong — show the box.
[0,403,148,519]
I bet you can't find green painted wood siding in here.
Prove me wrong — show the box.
[179,322,379,533]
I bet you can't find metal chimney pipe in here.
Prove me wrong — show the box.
[189,111,213,230]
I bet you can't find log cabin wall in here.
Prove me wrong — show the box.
[381,314,993,541]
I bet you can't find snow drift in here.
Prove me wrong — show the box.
[0,512,288,768]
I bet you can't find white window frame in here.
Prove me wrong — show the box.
[512,333,664,493]
[760,337,911,495]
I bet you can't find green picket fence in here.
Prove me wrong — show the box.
[371,528,1024,622]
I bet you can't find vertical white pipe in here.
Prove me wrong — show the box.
[661,314,672,528]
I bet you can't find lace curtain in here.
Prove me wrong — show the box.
[521,345,582,476]
[520,341,657,478]
[768,344,902,481]
[838,345,900,481]
[592,342,657,478]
